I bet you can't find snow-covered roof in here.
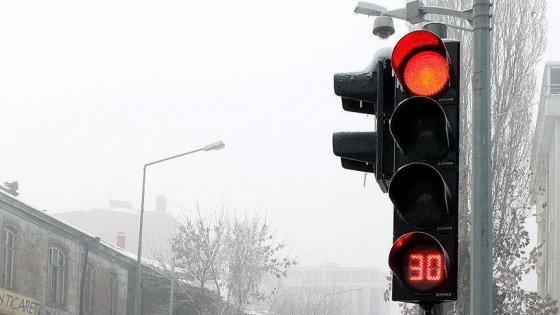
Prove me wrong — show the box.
[0,189,153,266]
[82,206,139,215]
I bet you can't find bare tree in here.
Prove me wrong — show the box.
[488,0,554,312]
[384,0,557,313]
[153,204,297,315]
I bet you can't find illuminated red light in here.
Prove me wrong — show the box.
[426,254,443,281]
[408,253,424,281]
[404,247,445,292]
[389,232,451,295]
[403,51,449,97]
[392,30,451,98]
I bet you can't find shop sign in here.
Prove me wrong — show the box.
[0,288,41,315]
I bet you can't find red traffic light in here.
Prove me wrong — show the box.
[389,232,449,294]
[392,30,450,98]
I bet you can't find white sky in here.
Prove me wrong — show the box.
[0,0,558,297]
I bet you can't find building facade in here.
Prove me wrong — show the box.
[0,190,196,315]
[0,190,137,315]
[265,264,391,315]
[533,61,560,300]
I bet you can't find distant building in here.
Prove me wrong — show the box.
[264,263,391,315]
[533,61,560,300]
[55,195,179,262]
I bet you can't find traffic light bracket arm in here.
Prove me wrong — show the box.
[356,0,474,32]
[418,6,473,24]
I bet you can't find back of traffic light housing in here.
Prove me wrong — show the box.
[332,49,395,192]
[387,30,460,305]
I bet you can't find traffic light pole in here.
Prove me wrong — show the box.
[471,0,493,313]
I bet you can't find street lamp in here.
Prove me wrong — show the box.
[133,140,225,315]
[323,287,363,315]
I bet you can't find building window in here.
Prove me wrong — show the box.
[48,247,66,305]
[108,273,118,315]
[1,229,15,289]
[84,264,93,314]
[550,68,560,94]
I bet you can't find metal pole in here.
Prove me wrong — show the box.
[134,165,148,315]
[132,141,225,315]
[134,149,202,315]
[471,0,493,313]
[145,148,205,167]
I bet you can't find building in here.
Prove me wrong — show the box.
[55,195,179,262]
[533,61,560,299]
[0,189,139,314]
[0,188,202,315]
[263,264,391,315]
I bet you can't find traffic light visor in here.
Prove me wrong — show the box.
[392,30,450,97]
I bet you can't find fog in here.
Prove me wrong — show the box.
[1,0,559,305]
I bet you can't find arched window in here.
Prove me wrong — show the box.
[48,247,66,305]
[1,228,15,289]
[108,273,118,315]
[84,264,93,314]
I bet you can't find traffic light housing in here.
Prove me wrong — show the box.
[387,30,460,307]
[331,29,460,309]
[332,48,395,192]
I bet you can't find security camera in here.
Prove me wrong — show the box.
[372,16,395,39]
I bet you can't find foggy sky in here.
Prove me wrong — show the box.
[0,0,558,296]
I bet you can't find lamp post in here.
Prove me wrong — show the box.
[323,287,363,315]
[133,140,225,315]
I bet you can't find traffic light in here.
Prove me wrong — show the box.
[387,30,460,308]
[332,48,395,192]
